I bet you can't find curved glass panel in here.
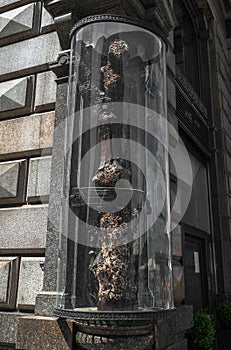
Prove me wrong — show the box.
[56,19,174,313]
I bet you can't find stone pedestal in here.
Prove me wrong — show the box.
[16,306,193,350]
[75,324,154,350]
[16,316,76,350]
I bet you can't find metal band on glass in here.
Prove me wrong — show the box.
[54,308,176,322]
[70,14,168,46]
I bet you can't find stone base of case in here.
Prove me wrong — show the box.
[13,306,193,350]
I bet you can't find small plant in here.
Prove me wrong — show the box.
[187,310,216,349]
[216,301,231,328]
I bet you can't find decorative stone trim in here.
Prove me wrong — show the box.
[0,257,20,310]
[183,0,199,18]
[0,76,34,119]
[146,0,178,35]
[176,67,208,119]
[45,0,177,50]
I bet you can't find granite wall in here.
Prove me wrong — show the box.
[0,0,60,347]
[209,10,231,294]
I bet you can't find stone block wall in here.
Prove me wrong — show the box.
[209,10,231,294]
[0,0,60,346]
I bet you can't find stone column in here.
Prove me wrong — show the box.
[35,49,70,316]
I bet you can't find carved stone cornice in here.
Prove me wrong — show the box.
[44,0,146,49]
[194,0,208,9]
[49,50,70,80]
[44,0,177,49]
[175,67,208,119]
[221,0,231,19]
[195,0,214,20]
[145,0,178,35]
[195,0,231,20]
[44,0,145,19]
[184,0,199,19]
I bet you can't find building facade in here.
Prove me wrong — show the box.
[0,0,230,349]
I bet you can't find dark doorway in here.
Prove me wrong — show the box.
[183,224,209,311]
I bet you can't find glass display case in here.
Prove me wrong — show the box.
[55,15,174,319]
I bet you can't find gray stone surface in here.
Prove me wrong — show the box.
[0,159,27,206]
[170,181,181,223]
[0,0,31,10]
[27,156,52,199]
[225,133,231,154]
[226,153,231,173]
[171,224,182,257]
[167,339,187,350]
[167,77,176,109]
[218,73,230,103]
[17,316,76,350]
[0,205,48,250]
[146,0,177,34]
[0,3,35,40]
[35,292,57,316]
[154,316,174,349]
[0,257,19,310]
[0,76,33,116]
[41,5,55,32]
[228,175,231,193]
[173,264,185,305]
[0,112,55,157]
[0,32,60,80]
[42,76,68,295]
[175,306,193,333]
[17,257,45,310]
[75,323,154,350]
[0,160,19,198]
[0,260,10,303]
[35,71,56,110]
[229,197,231,217]
[166,35,175,74]
[76,330,154,350]
[0,312,27,345]
[222,95,231,117]
[223,113,231,136]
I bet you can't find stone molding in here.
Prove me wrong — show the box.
[146,0,178,35]
[0,311,28,346]
[44,0,177,49]
[0,76,34,119]
[0,257,20,310]
[17,258,45,311]
[176,67,208,119]
[0,32,61,82]
[0,159,27,206]
[0,3,41,46]
[0,112,55,159]
[195,0,209,8]
[35,71,57,112]
[0,0,32,14]
[27,156,52,202]
[0,205,48,251]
